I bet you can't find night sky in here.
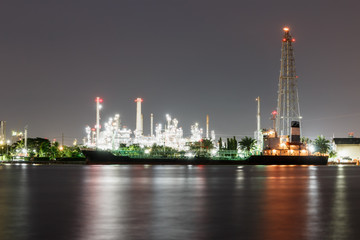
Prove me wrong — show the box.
[1,0,359,144]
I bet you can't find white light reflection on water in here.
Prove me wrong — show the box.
[330,166,349,239]
[77,165,127,240]
[306,166,321,239]
[150,165,207,239]
[236,166,244,188]
[76,165,210,240]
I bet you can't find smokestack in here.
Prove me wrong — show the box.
[0,121,6,142]
[291,121,300,143]
[24,125,28,156]
[95,97,103,148]
[141,114,143,134]
[150,113,154,137]
[256,97,260,135]
[206,115,209,139]
[135,98,143,135]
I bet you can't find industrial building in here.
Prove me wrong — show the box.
[333,137,360,161]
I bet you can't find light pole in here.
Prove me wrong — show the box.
[6,140,10,157]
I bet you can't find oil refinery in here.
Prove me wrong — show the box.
[81,27,328,164]
[83,97,216,151]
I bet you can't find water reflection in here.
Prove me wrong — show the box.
[0,164,29,240]
[330,166,349,239]
[260,166,308,239]
[77,165,209,240]
[305,166,321,239]
[77,166,126,240]
[1,165,360,240]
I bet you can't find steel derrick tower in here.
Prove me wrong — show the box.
[276,27,301,137]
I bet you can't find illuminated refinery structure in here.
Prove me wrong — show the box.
[262,27,309,156]
[84,97,216,150]
[276,27,302,137]
[134,97,143,137]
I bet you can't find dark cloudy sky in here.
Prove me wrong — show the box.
[1,0,359,144]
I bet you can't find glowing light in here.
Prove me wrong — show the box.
[283,27,289,32]
[309,145,315,153]
[292,38,296,42]
[282,38,287,42]
[95,97,103,103]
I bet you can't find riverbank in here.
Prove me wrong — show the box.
[0,160,86,165]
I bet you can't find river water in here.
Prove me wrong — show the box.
[0,164,359,240]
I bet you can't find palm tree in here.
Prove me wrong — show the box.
[313,136,330,155]
[239,136,256,156]
[301,137,311,144]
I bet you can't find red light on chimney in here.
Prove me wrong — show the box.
[282,38,287,42]
[95,97,103,103]
[292,38,296,42]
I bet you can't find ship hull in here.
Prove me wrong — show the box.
[247,155,328,165]
[82,150,328,165]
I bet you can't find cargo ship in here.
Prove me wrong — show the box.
[82,150,328,165]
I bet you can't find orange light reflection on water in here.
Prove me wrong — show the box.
[260,166,309,239]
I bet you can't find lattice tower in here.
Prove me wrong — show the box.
[276,27,301,136]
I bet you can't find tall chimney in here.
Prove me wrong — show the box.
[95,97,103,148]
[206,115,209,139]
[0,121,6,142]
[135,98,143,135]
[150,113,154,137]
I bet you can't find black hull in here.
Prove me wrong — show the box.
[82,150,328,165]
[247,155,328,165]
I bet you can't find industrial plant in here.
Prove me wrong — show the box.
[83,97,216,151]
[83,27,314,158]
[82,27,321,163]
